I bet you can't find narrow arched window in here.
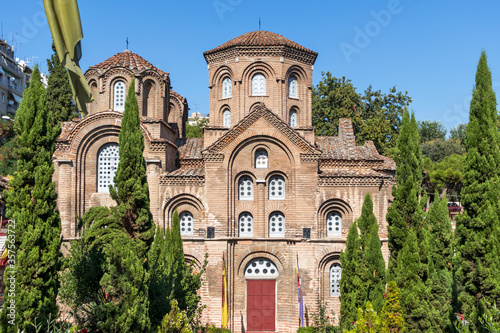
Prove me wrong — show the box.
[269,176,285,200]
[97,143,119,193]
[289,109,297,128]
[327,211,342,237]
[113,80,126,111]
[251,73,266,96]
[238,176,253,200]
[239,212,253,237]
[245,258,279,277]
[269,212,285,237]
[222,77,232,99]
[223,109,231,127]
[179,211,194,236]
[330,264,342,296]
[288,76,297,98]
[255,149,268,169]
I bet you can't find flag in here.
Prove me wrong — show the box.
[43,0,92,115]
[222,253,229,328]
[0,248,7,260]
[297,254,304,327]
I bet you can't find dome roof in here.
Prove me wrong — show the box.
[87,50,169,77]
[203,30,317,56]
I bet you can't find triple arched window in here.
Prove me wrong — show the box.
[97,143,119,193]
[251,73,266,96]
[239,212,254,237]
[288,76,297,98]
[223,109,231,127]
[238,176,254,200]
[269,211,285,237]
[222,77,232,99]
[113,80,126,112]
[179,211,194,236]
[326,211,342,237]
[330,264,342,296]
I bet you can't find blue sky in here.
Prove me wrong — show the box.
[3,0,500,131]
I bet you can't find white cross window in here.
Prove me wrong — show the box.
[269,212,285,237]
[239,212,253,237]
[113,80,126,112]
[289,110,297,128]
[222,77,231,99]
[251,73,266,96]
[269,176,285,200]
[288,76,297,98]
[238,176,253,200]
[327,211,342,237]
[330,264,341,296]
[255,149,268,168]
[179,211,194,236]
[97,143,119,193]
[223,109,231,127]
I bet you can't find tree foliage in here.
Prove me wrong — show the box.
[422,154,464,200]
[186,117,208,138]
[417,120,447,144]
[450,124,467,147]
[0,120,18,176]
[454,50,500,332]
[46,42,75,126]
[421,139,465,162]
[0,66,62,333]
[379,281,406,333]
[312,72,411,156]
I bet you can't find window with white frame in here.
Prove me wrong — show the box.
[239,212,253,237]
[330,264,341,296]
[255,149,268,169]
[289,109,297,128]
[223,109,231,127]
[251,73,266,96]
[113,80,126,111]
[222,77,232,99]
[179,211,194,236]
[327,211,342,237]
[269,211,285,237]
[245,258,279,277]
[288,76,297,98]
[97,143,119,193]
[238,176,253,200]
[269,176,285,200]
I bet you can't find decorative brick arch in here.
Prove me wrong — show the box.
[162,193,206,229]
[317,250,343,300]
[236,247,286,277]
[140,70,167,98]
[102,68,134,94]
[211,65,234,87]
[317,198,354,238]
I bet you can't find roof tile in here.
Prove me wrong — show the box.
[88,50,169,77]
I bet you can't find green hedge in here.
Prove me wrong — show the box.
[297,327,340,333]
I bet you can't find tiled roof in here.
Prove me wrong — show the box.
[165,168,204,177]
[176,138,204,159]
[88,50,169,77]
[204,30,318,56]
[170,90,183,100]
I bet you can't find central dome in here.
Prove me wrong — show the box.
[203,30,317,56]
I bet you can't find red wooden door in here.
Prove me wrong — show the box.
[247,279,275,332]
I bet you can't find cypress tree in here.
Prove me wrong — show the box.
[0,66,62,332]
[379,281,406,333]
[360,194,386,313]
[386,109,424,280]
[426,194,454,332]
[46,42,75,126]
[454,50,500,331]
[340,221,364,329]
[396,230,432,332]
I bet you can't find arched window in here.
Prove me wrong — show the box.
[222,77,232,99]
[239,212,253,237]
[288,76,297,98]
[269,212,285,237]
[113,80,126,111]
[97,143,119,193]
[269,176,285,200]
[289,109,297,128]
[255,149,268,169]
[251,73,266,96]
[330,264,342,296]
[245,258,279,277]
[223,109,231,127]
[327,211,342,237]
[179,211,194,236]
[238,176,253,200]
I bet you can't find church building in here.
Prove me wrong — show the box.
[53,30,395,332]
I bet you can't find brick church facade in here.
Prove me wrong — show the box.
[53,30,395,332]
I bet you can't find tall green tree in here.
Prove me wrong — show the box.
[46,43,75,126]
[454,50,500,332]
[69,80,154,332]
[340,221,364,329]
[357,193,386,312]
[379,281,406,333]
[426,194,454,332]
[0,66,62,333]
[386,109,423,279]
